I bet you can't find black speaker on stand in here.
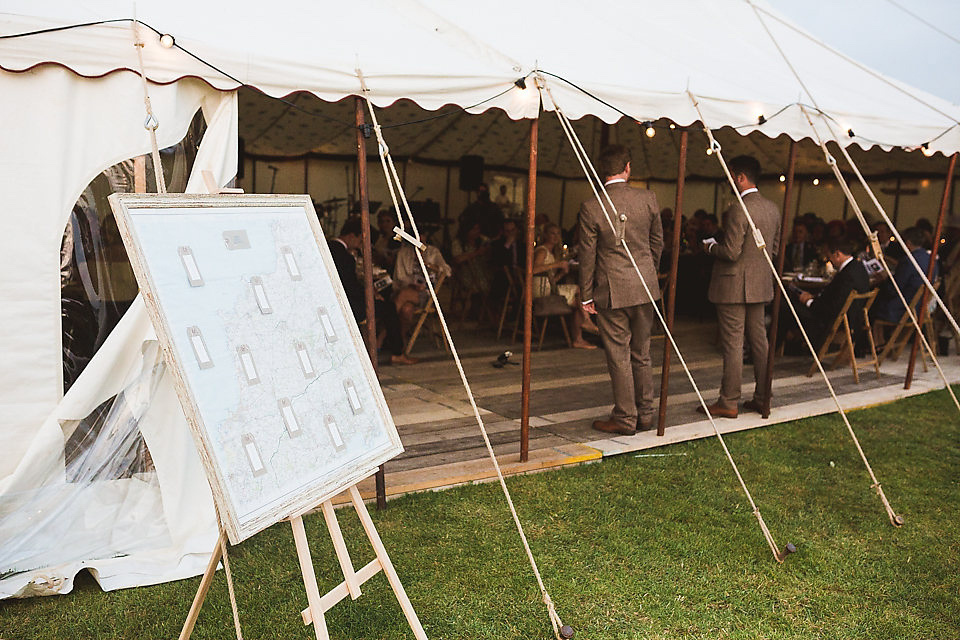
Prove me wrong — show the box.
[459,155,484,191]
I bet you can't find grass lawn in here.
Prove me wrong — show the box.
[2,388,958,639]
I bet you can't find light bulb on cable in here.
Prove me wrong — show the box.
[159,34,175,48]
[921,144,935,157]
[812,178,820,186]
[645,125,656,138]
[779,175,786,183]
[705,147,713,156]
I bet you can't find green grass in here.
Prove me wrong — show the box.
[2,389,959,639]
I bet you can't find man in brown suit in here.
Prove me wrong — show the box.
[701,155,781,418]
[579,145,663,436]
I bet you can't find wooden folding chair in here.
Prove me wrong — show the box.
[403,272,449,356]
[534,302,573,351]
[807,288,880,383]
[512,270,574,350]
[876,280,939,371]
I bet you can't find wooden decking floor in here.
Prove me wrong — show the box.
[348,317,959,501]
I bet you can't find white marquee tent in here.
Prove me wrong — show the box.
[1,0,959,598]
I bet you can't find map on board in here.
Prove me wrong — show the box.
[110,194,403,544]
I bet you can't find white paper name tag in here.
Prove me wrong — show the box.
[344,379,362,414]
[318,306,337,343]
[187,326,214,369]
[278,398,302,438]
[241,433,266,476]
[325,415,345,449]
[178,246,204,287]
[237,345,260,385]
[295,340,315,378]
[281,246,302,280]
[251,276,272,314]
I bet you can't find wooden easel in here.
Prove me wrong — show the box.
[179,483,427,640]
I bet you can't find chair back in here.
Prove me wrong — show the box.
[834,288,878,335]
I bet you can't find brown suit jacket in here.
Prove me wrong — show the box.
[707,191,781,304]
[579,182,663,309]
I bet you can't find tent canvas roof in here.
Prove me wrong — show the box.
[2,0,959,155]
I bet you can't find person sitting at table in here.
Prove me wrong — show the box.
[779,235,870,353]
[784,222,817,272]
[871,226,939,335]
[451,216,492,316]
[393,240,451,333]
[533,222,596,349]
[329,217,418,365]
[373,209,402,271]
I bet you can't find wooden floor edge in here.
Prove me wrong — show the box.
[328,376,955,508]
[332,444,603,505]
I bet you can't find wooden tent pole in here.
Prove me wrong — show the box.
[520,116,539,462]
[905,152,957,388]
[355,97,386,509]
[761,140,798,417]
[656,129,687,435]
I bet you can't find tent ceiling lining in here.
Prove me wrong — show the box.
[237,89,953,181]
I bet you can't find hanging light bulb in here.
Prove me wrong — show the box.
[921,143,935,157]
[779,174,786,183]
[812,178,820,186]
[669,123,677,130]
[159,34,175,48]
[644,122,656,138]
[706,147,713,156]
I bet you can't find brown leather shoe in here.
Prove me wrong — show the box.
[695,402,738,419]
[636,417,655,432]
[592,419,635,436]
[742,399,767,415]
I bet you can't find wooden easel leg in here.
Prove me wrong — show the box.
[320,500,362,599]
[291,516,330,640]
[179,529,227,640]
[348,486,428,640]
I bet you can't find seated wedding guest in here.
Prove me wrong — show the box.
[779,235,869,352]
[451,216,492,313]
[393,240,452,330]
[491,217,525,273]
[373,209,402,271]
[784,222,817,271]
[533,223,596,349]
[329,217,417,365]
[489,217,525,301]
[872,226,939,325]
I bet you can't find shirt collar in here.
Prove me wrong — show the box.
[839,255,854,271]
[333,237,348,249]
[604,178,627,186]
[740,187,758,197]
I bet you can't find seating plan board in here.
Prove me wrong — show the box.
[109,193,402,544]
